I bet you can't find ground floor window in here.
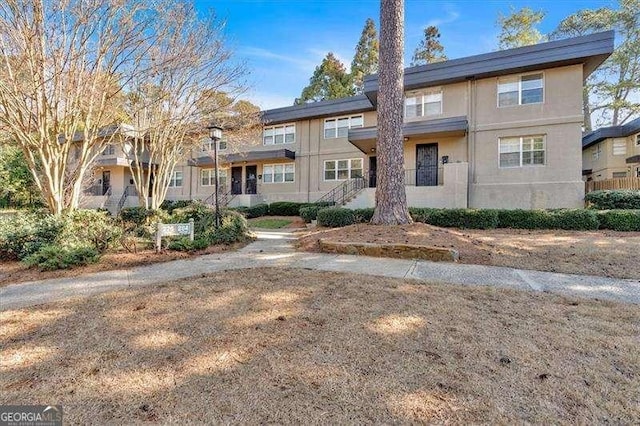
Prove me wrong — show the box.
[168,170,183,187]
[263,163,294,183]
[201,168,227,187]
[324,158,363,180]
[499,135,545,168]
[612,171,627,178]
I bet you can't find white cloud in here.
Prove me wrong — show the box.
[240,47,317,71]
[425,4,460,28]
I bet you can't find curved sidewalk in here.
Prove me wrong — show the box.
[1,230,639,311]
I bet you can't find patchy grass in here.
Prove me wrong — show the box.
[1,268,638,424]
[248,216,303,229]
[297,223,640,279]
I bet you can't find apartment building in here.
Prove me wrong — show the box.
[582,117,640,181]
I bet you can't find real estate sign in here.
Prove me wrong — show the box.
[156,219,194,251]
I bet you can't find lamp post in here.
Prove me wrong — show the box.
[207,125,223,228]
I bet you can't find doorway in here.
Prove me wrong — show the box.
[245,165,257,195]
[101,170,111,195]
[231,166,243,195]
[416,143,438,186]
[368,156,377,188]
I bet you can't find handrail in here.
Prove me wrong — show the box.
[315,177,366,206]
[203,188,235,208]
[116,185,136,212]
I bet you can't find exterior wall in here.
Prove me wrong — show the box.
[583,133,640,180]
[469,65,585,209]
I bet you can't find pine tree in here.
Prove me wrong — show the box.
[497,7,546,49]
[295,53,354,104]
[410,25,447,66]
[351,18,379,94]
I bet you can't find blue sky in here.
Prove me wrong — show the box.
[196,0,615,110]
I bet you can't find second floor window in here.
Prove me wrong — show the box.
[264,124,295,145]
[168,171,183,188]
[201,168,227,187]
[202,138,227,151]
[499,135,545,168]
[404,89,442,119]
[498,73,543,107]
[636,134,640,146]
[613,139,627,155]
[324,115,364,139]
[102,144,115,155]
[593,144,602,160]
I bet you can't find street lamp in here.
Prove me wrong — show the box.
[207,125,223,228]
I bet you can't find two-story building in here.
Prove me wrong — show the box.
[582,117,640,181]
[182,31,613,210]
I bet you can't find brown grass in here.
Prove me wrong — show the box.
[297,224,640,279]
[1,268,638,424]
[0,242,248,287]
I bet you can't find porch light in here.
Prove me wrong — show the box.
[206,124,223,228]
[208,125,223,141]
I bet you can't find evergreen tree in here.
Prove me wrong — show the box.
[497,7,546,49]
[351,18,379,94]
[295,53,354,104]
[410,25,447,66]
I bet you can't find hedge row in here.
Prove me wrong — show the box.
[315,207,640,231]
[585,190,640,210]
[235,201,335,220]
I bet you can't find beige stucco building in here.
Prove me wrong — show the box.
[582,117,640,181]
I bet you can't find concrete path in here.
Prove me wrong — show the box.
[1,229,639,311]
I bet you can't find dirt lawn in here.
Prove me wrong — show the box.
[0,242,248,287]
[297,224,640,279]
[1,268,638,423]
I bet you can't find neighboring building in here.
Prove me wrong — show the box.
[582,117,640,181]
[185,31,613,210]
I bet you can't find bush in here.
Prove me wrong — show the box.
[209,210,250,244]
[410,208,499,229]
[496,209,555,229]
[585,190,640,210]
[61,209,121,253]
[0,213,64,260]
[299,206,320,223]
[23,244,99,271]
[597,210,640,231]
[352,208,374,223]
[167,236,210,252]
[317,208,355,227]
[243,204,269,219]
[268,201,303,216]
[550,209,599,230]
[160,200,192,214]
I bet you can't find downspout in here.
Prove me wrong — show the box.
[307,118,312,202]
[467,78,477,208]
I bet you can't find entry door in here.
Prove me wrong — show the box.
[231,166,243,195]
[245,165,257,195]
[102,171,111,195]
[416,144,438,186]
[369,156,377,188]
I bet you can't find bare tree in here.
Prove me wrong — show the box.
[0,0,152,214]
[371,0,412,225]
[124,3,251,210]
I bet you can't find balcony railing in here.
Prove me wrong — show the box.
[84,184,111,196]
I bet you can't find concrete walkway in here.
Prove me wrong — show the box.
[1,229,639,311]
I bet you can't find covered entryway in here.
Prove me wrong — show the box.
[416,143,438,186]
[245,165,257,195]
[231,167,242,195]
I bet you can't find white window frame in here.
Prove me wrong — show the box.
[593,144,602,161]
[323,158,364,181]
[498,135,546,168]
[323,115,364,139]
[168,170,183,188]
[612,138,627,156]
[201,168,227,187]
[201,138,227,152]
[262,163,295,184]
[263,124,295,145]
[404,88,443,120]
[635,134,640,146]
[497,73,544,108]
[102,144,115,156]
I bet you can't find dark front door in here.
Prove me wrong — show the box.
[231,166,243,195]
[245,165,257,195]
[101,171,111,195]
[416,143,438,186]
[369,156,377,188]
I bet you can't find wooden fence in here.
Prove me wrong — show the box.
[585,177,640,193]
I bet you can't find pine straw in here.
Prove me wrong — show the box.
[1,268,638,424]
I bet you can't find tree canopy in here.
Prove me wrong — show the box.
[295,53,354,104]
[497,7,546,49]
[410,25,447,66]
[351,18,379,94]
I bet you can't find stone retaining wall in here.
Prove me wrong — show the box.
[318,239,459,262]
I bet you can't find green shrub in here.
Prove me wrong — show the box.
[268,201,302,216]
[597,210,640,231]
[496,209,555,229]
[299,206,320,223]
[23,244,99,271]
[209,210,250,244]
[585,190,640,210]
[160,200,192,214]
[550,209,599,230]
[410,208,499,229]
[317,208,355,227]
[61,209,121,252]
[167,236,210,252]
[244,204,269,218]
[0,213,65,260]
[352,208,374,223]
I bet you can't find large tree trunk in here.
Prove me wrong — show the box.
[371,0,412,225]
[582,87,592,132]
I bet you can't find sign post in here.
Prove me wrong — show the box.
[156,218,194,252]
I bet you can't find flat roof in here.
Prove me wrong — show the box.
[261,95,374,126]
[189,149,295,166]
[582,117,640,149]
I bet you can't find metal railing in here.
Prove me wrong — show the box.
[116,185,137,212]
[84,184,111,196]
[203,188,235,208]
[315,177,366,206]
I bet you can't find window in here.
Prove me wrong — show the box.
[168,171,183,188]
[263,124,295,145]
[612,138,627,155]
[499,136,545,168]
[404,89,442,119]
[636,167,640,177]
[636,134,640,146]
[498,73,543,107]
[201,138,227,151]
[201,168,227,187]
[612,171,627,178]
[263,163,295,183]
[324,158,363,180]
[324,115,364,139]
[102,144,115,155]
[593,144,602,161]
